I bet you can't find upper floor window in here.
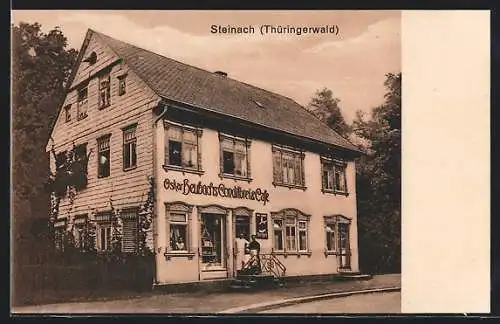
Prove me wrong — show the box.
[73,143,88,190]
[118,74,127,96]
[98,73,111,109]
[64,104,71,123]
[271,209,311,254]
[123,124,137,170]
[321,157,348,194]
[272,145,305,189]
[164,121,203,174]
[77,87,88,120]
[97,135,111,178]
[219,134,251,180]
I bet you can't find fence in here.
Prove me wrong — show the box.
[12,251,155,306]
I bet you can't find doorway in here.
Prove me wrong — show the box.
[200,213,226,271]
[337,222,351,270]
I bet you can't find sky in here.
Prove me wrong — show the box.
[11,10,401,122]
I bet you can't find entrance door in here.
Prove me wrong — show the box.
[337,222,351,270]
[233,215,250,275]
[200,213,226,271]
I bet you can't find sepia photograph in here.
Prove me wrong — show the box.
[11,10,402,314]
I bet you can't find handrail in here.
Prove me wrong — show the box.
[240,253,286,278]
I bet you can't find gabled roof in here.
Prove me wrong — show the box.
[78,29,360,153]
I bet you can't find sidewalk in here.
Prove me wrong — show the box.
[12,274,400,314]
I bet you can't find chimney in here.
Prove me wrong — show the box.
[214,71,228,77]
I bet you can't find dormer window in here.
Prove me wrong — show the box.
[98,73,111,109]
[77,87,88,120]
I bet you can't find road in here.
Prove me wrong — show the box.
[259,292,401,314]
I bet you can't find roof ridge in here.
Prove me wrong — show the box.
[92,29,297,104]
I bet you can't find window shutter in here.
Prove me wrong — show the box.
[121,208,138,253]
[196,129,203,171]
[272,149,282,183]
[246,140,251,178]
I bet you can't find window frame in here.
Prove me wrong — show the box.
[323,215,352,256]
[121,207,139,254]
[64,104,72,123]
[73,143,89,190]
[163,121,204,175]
[117,74,127,96]
[98,73,111,109]
[272,145,306,190]
[321,156,348,195]
[76,86,88,120]
[122,124,137,171]
[95,211,114,252]
[271,208,311,257]
[164,202,195,259]
[97,134,111,178]
[218,133,252,182]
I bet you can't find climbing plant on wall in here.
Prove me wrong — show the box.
[138,176,155,256]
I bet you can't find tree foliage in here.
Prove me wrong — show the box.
[12,22,78,248]
[353,72,401,273]
[306,88,351,138]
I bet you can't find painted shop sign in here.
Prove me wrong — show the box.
[164,178,270,205]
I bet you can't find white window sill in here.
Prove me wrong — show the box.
[272,251,312,258]
[219,173,252,183]
[163,165,204,176]
[321,189,349,196]
[272,182,307,191]
[164,251,196,260]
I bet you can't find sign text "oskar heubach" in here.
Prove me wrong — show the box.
[163,178,270,205]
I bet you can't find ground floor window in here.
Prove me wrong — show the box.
[271,208,311,253]
[121,207,139,253]
[201,213,224,265]
[324,215,351,253]
[165,202,193,254]
[170,213,188,251]
[97,223,112,252]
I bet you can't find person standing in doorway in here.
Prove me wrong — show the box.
[235,232,249,274]
[248,235,261,274]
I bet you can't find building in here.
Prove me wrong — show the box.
[46,29,363,286]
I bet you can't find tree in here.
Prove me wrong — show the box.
[306,88,351,138]
[353,72,401,273]
[12,22,78,252]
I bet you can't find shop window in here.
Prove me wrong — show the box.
[97,135,111,178]
[169,213,188,252]
[123,124,137,170]
[219,133,251,180]
[64,104,71,123]
[321,157,348,194]
[165,202,194,258]
[121,207,139,253]
[77,87,88,120]
[98,73,111,109]
[272,145,305,189]
[118,74,127,96]
[271,209,310,255]
[164,121,203,174]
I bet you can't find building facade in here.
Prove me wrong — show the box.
[46,29,362,285]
